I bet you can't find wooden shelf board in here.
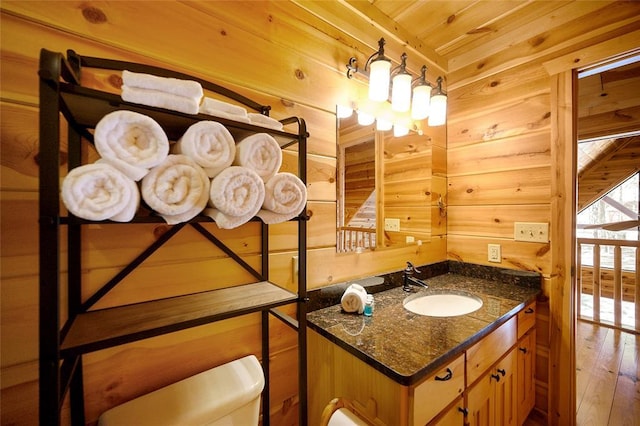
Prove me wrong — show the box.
[61,281,297,356]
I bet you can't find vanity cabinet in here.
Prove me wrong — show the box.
[466,347,517,426]
[517,302,537,424]
[412,354,465,425]
[465,316,518,426]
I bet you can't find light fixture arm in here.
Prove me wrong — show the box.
[346,37,388,79]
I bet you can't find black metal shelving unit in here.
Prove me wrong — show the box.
[38,48,308,426]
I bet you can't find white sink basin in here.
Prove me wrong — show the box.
[403,291,483,317]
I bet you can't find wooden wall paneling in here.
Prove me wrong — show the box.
[577,104,640,141]
[447,204,551,239]
[1,1,351,113]
[447,166,552,205]
[449,3,640,88]
[447,235,550,275]
[447,93,551,149]
[448,131,551,176]
[548,70,577,426]
[578,62,640,119]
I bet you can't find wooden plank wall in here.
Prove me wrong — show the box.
[446,3,640,423]
[0,2,447,424]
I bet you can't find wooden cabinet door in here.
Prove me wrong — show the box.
[466,369,494,426]
[428,396,466,426]
[494,348,517,426]
[517,329,536,424]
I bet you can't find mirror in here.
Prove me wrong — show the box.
[336,109,443,253]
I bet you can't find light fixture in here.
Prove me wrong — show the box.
[411,66,431,120]
[428,77,447,127]
[346,37,447,133]
[391,53,412,112]
[336,104,354,119]
[357,110,375,126]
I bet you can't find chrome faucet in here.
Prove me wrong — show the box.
[403,261,429,292]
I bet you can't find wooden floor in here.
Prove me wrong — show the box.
[576,320,639,426]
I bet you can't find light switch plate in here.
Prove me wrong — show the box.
[514,222,549,243]
[384,218,400,232]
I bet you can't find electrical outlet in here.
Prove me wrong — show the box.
[514,222,549,243]
[384,218,400,232]
[488,244,501,263]
[406,235,415,244]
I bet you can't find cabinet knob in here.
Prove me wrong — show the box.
[519,347,528,354]
[490,373,501,382]
[497,368,506,377]
[458,407,469,416]
[435,368,453,381]
[525,307,534,314]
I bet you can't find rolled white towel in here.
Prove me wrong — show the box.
[122,70,203,101]
[61,162,139,222]
[233,133,282,182]
[121,86,200,115]
[205,166,265,229]
[94,110,169,181]
[141,154,210,224]
[257,172,307,224]
[247,112,284,131]
[171,121,236,178]
[199,97,248,118]
[340,284,367,314]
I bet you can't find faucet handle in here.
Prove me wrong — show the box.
[405,261,420,274]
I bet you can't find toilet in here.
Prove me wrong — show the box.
[98,355,264,426]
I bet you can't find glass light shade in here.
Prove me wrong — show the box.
[368,59,391,102]
[376,118,393,131]
[391,73,412,112]
[411,85,431,120]
[357,110,375,125]
[336,104,353,118]
[428,93,447,126]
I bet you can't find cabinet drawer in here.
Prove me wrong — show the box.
[517,301,536,339]
[466,316,517,385]
[412,354,465,426]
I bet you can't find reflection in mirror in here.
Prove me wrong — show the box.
[337,112,378,252]
[336,108,439,253]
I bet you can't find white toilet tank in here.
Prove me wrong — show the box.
[98,355,265,426]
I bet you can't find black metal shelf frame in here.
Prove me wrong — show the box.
[38,48,308,426]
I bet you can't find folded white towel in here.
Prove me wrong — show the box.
[205,166,265,229]
[341,284,368,314]
[122,86,200,115]
[94,110,170,181]
[233,133,282,182]
[256,172,307,224]
[199,97,248,117]
[122,70,203,100]
[248,113,284,131]
[61,162,139,222]
[141,154,210,224]
[171,121,236,178]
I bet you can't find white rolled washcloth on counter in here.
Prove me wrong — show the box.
[61,161,139,222]
[199,97,251,123]
[94,110,169,181]
[205,166,265,229]
[121,70,203,115]
[341,283,368,314]
[257,172,307,224]
[247,112,284,131]
[171,121,236,178]
[233,133,282,182]
[141,154,210,224]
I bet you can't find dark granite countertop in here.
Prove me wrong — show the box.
[306,271,540,386]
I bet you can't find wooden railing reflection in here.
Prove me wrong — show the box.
[337,227,376,253]
[577,238,639,332]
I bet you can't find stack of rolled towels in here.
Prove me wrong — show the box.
[61,89,307,228]
[340,284,368,314]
